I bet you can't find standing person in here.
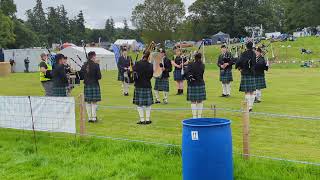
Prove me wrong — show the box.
[217,45,234,97]
[117,47,133,96]
[39,53,53,96]
[24,57,30,73]
[254,47,269,103]
[236,42,256,112]
[81,51,102,123]
[186,53,206,119]
[154,49,172,104]
[172,47,187,95]
[133,52,154,125]
[9,59,15,73]
[52,54,68,97]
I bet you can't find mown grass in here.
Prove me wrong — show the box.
[0,130,319,180]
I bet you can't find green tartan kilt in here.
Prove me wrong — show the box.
[154,78,169,92]
[174,69,184,81]
[84,85,101,102]
[255,75,267,90]
[133,88,153,106]
[118,71,124,81]
[239,74,256,92]
[52,86,67,97]
[220,70,233,83]
[187,85,207,102]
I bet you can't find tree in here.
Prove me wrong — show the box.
[0,11,15,48]
[122,19,130,38]
[8,19,39,48]
[131,0,185,43]
[0,0,16,17]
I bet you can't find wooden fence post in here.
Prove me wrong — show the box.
[242,101,250,159]
[79,93,86,136]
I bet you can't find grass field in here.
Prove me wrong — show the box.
[0,64,320,179]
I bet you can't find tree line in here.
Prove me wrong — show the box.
[1,0,319,48]
[0,0,140,49]
[132,0,320,42]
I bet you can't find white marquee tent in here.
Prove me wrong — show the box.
[114,39,138,51]
[3,48,46,72]
[60,47,116,71]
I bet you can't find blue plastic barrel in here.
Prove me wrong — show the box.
[182,118,233,180]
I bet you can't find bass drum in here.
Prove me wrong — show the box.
[150,52,163,78]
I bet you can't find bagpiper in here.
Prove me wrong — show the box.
[254,47,269,103]
[133,52,154,125]
[172,47,188,95]
[185,53,206,118]
[52,54,68,97]
[117,46,133,96]
[154,49,172,104]
[217,45,235,97]
[236,42,257,112]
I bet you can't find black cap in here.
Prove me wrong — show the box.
[221,45,227,49]
[160,48,166,54]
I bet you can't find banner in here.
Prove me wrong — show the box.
[0,96,76,134]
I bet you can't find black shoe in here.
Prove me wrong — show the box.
[176,90,181,95]
[220,94,227,97]
[180,90,184,95]
[137,121,145,125]
[145,121,152,125]
[124,92,129,96]
[225,94,230,98]
[249,109,253,112]
[88,119,94,123]
[255,99,261,103]
[155,100,161,104]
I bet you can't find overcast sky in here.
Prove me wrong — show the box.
[14,0,196,29]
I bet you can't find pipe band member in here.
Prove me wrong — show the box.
[186,53,206,119]
[39,53,53,96]
[133,51,154,125]
[254,47,269,103]
[117,46,133,96]
[236,42,257,112]
[172,47,187,95]
[52,54,68,97]
[81,51,102,123]
[217,45,235,97]
[154,49,172,104]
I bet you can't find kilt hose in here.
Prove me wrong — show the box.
[52,86,68,97]
[133,88,154,106]
[239,74,256,92]
[255,75,267,90]
[154,78,169,92]
[174,69,184,81]
[187,85,207,102]
[84,85,101,102]
[118,70,124,81]
[220,70,233,83]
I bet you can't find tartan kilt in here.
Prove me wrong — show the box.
[118,71,124,81]
[84,85,101,102]
[239,74,256,92]
[187,85,207,102]
[133,88,153,106]
[154,78,169,92]
[52,86,67,97]
[220,70,233,83]
[255,75,267,90]
[174,69,184,81]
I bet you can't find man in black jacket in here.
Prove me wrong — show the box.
[80,51,102,123]
[154,49,172,104]
[254,48,269,103]
[133,52,154,125]
[52,54,68,97]
[117,47,133,96]
[236,42,256,112]
[217,45,234,97]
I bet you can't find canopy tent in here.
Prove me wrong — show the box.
[211,32,230,44]
[114,39,138,51]
[60,47,116,71]
[3,48,46,72]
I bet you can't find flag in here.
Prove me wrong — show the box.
[111,44,121,64]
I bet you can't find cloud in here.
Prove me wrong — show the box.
[14,0,195,29]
